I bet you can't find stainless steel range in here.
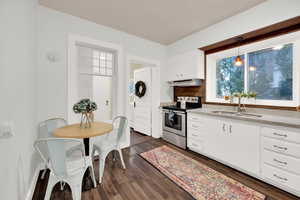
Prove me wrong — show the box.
[162,96,201,149]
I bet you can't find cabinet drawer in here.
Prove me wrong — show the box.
[187,138,204,152]
[187,128,205,141]
[262,164,300,192]
[262,137,300,158]
[188,120,205,131]
[262,127,300,144]
[262,149,300,175]
[188,114,203,122]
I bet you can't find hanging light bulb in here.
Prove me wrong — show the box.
[249,66,256,71]
[235,55,243,66]
[234,37,243,67]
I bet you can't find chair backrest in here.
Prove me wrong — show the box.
[34,138,85,179]
[38,118,67,138]
[111,116,128,145]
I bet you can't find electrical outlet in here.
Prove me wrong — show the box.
[0,121,14,139]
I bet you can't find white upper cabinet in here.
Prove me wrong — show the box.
[166,50,204,81]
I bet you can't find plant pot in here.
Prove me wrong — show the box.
[80,112,94,128]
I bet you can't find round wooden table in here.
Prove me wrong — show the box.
[54,121,113,155]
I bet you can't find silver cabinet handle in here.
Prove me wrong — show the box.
[190,117,198,121]
[222,124,226,132]
[273,145,288,151]
[192,124,199,128]
[273,174,288,181]
[273,132,287,137]
[191,134,198,137]
[229,125,232,133]
[273,158,287,165]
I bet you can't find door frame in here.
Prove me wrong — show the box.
[68,34,128,147]
[126,55,161,139]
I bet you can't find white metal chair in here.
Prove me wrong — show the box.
[93,116,127,183]
[34,138,87,200]
[38,118,67,179]
[38,118,97,188]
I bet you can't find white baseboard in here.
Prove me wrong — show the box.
[25,163,43,200]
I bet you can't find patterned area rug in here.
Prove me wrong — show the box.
[140,145,265,200]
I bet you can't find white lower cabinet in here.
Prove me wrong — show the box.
[261,127,300,196]
[262,164,300,193]
[217,120,260,175]
[187,113,300,197]
[187,114,260,175]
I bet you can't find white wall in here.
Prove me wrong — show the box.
[37,5,168,123]
[167,0,300,56]
[0,0,39,199]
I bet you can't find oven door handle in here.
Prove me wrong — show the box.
[162,109,185,115]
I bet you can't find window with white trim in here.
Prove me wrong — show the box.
[206,31,300,107]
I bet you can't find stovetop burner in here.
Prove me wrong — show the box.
[162,105,187,112]
[162,96,202,112]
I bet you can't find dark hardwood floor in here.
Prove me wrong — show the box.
[32,131,299,200]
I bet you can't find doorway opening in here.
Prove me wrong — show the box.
[127,56,161,144]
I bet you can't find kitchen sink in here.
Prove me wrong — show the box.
[211,110,262,118]
[235,112,262,118]
[211,111,237,115]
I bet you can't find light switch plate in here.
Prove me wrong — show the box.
[0,121,14,139]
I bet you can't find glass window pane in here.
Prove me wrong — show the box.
[100,60,106,67]
[100,52,106,60]
[107,61,112,68]
[100,67,106,75]
[216,55,244,98]
[93,58,99,66]
[248,44,293,100]
[107,68,112,76]
[93,66,99,73]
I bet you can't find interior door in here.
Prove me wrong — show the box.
[92,76,112,122]
[77,44,114,122]
[134,68,152,136]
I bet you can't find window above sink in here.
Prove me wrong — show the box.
[206,31,300,107]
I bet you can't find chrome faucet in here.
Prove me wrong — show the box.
[227,93,246,113]
[237,95,245,113]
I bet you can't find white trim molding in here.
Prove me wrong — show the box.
[206,31,300,107]
[25,163,43,200]
[67,34,125,121]
[126,55,161,139]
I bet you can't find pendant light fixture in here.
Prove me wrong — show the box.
[234,37,243,67]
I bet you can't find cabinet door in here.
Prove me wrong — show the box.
[182,50,204,80]
[166,50,205,81]
[226,121,260,175]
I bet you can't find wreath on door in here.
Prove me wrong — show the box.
[135,81,146,98]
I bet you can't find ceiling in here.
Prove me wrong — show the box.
[39,0,266,45]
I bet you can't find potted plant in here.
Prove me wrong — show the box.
[73,98,97,128]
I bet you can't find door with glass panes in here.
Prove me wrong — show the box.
[77,44,114,121]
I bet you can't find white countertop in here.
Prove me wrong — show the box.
[188,108,300,129]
